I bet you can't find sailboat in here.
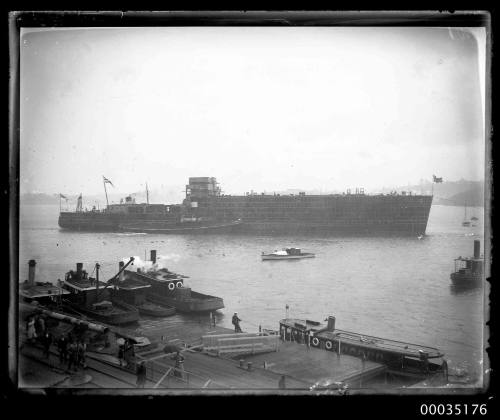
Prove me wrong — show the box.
[462,203,471,227]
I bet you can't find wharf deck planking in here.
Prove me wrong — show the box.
[241,341,385,387]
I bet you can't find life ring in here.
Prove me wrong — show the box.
[325,340,333,350]
[312,337,319,347]
[176,281,183,288]
[168,283,175,291]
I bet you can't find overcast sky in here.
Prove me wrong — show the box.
[19,26,486,200]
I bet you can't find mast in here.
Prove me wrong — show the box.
[103,177,109,207]
[146,182,149,204]
[95,262,100,295]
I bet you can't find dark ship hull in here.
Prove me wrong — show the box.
[147,291,224,313]
[58,177,433,236]
[135,301,176,317]
[62,299,140,325]
[125,269,225,313]
[450,272,482,286]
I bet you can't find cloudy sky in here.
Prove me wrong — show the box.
[20,26,486,201]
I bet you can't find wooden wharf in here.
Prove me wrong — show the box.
[18,308,434,391]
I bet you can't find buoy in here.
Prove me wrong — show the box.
[168,283,175,291]
[325,340,333,350]
[312,337,320,347]
[176,281,183,288]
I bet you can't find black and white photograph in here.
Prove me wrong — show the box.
[9,11,491,399]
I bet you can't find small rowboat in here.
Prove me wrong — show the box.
[261,247,315,260]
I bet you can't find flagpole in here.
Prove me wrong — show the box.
[59,195,61,214]
[103,177,109,207]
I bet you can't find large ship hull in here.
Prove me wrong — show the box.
[58,178,433,236]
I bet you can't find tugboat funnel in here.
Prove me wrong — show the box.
[76,262,83,278]
[474,240,480,259]
[150,250,157,265]
[28,259,36,286]
[327,316,336,332]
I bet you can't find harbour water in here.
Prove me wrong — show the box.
[18,203,487,386]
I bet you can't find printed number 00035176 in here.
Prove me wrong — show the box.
[420,404,487,416]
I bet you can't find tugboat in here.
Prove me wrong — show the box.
[450,240,484,286]
[261,247,315,260]
[19,259,70,306]
[111,261,176,317]
[60,260,140,325]
[125,250,224,313]
[279,316,446,379]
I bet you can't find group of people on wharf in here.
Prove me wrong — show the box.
[24,314,87,372]
[23,309,256,388]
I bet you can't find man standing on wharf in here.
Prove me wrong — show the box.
[232,312,242,333]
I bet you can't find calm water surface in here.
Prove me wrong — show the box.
[18,204,487,385]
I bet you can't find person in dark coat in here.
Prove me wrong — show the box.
[173,351,185,379]
[232,312,242,333]
[35,315,45,339]
[57,334,68,364]
[278,375,286,389]
[118,343,125,367]
[123,339,135,366]
[41,331,52,358]
[136,361,147,388]
[77,340,87,368]
[67,341,78,372]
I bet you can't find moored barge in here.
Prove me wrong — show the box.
[280,316,445,378]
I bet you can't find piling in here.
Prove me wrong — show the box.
[474,240,480,259]
[28,260,36,286]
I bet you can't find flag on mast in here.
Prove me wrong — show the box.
[103,176,114,187]
[432,175,443,183]
[59,193,68,200]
